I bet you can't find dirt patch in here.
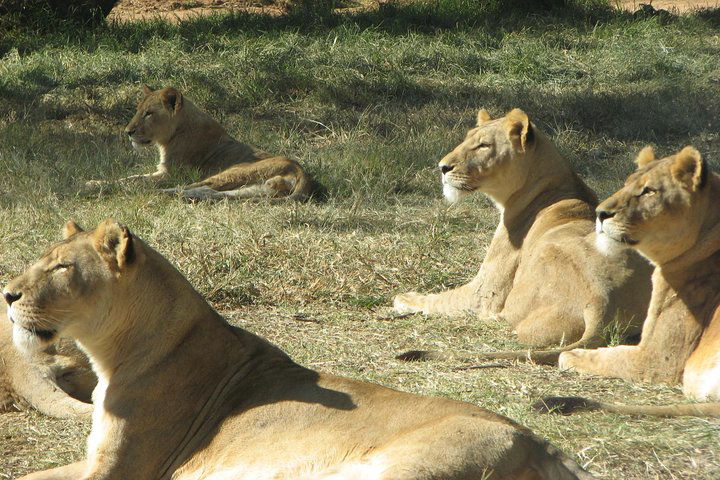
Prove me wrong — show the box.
[107,0,370,22]
[107,0,720,23]
[107,0,286,22]
[618,1,720,13]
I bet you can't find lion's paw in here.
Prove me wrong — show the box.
[393,292,426,314]
[558,349,591,371]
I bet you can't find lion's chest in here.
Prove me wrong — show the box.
[87,379,114,461]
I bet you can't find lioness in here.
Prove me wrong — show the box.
[0,307,94,418]
[394,109,652,363]
[537,146,720,417]
[87,86,314,202]
[9,219,594,480]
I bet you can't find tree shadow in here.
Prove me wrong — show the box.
[5,2,720,57]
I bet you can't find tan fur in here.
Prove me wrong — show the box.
[394,109,652,361]
[12,219,594,480]
[553,146,720,417]
[0,309,94,418]
[86,86,314,202]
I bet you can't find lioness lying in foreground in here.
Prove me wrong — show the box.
[537,146,720,417]
[0,311,93,418]
[8,219,594,480]
[395,109,652,363]
[87,86,314,202]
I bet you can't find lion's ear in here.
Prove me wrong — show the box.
[635,146,655,168]
[161,87,183,114]
[671,146,707,191]
[93,219,136,271]
[142,85,153,96]
[62,220,84,239]
[477,109,492,126]
[504,108,534,152]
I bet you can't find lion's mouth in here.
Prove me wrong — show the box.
[23,324,56,341]
[601,231,638,246]
[9,313,57,341]
[442,176,476,193]
[621,236,639,246]
[597,220,638,246]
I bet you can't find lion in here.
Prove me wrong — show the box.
[86,86,315,202]
[536,146,720,418]
[0,305,94,418]
[10,219,595,480]
[394,108,652,364]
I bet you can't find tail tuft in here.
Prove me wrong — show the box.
[395,350,445,361]
[532,396,602,415]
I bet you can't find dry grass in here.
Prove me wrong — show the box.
[1,199,719,480]
[1,3,720,479]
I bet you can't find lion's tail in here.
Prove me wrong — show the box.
[533,396,720,418]
[456,336,591,366]
[396,337,593,365]
[396,306,609,365]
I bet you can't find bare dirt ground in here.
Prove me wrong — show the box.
[618,0,720,12]
[107,0,285,22]
[107,0,367,22]
[107,0,720,23]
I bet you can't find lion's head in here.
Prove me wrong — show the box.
[125,86,185,149]
[438,108,536,204]
[595,146,711,265]
[3,220,136,355]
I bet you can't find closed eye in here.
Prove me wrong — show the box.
[470,143,491,151]
[49,263,72,273]
[640,186,656,196]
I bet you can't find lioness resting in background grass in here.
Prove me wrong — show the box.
[394,109,652,364]
[8,219,594,480]
[537,146,720,417]
[0,309,93,418]
[87,86,314,202]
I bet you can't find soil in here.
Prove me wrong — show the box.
[107,0,372,22]
[618,1,720,12]
[107,0,285,22]
[107,0,720,23]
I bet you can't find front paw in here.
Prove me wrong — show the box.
[393,292,426,314]
[558,349,592,371]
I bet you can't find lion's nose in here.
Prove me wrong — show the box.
[440,165,454,174]
[3,291,21,306]
[596,210,615,222]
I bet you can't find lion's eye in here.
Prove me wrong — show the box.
[640,186,656,196]
[51,263,72,272]
[470,143,491,151]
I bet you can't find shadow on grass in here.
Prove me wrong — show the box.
[6,77,714,146]
[5,1,720,56]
